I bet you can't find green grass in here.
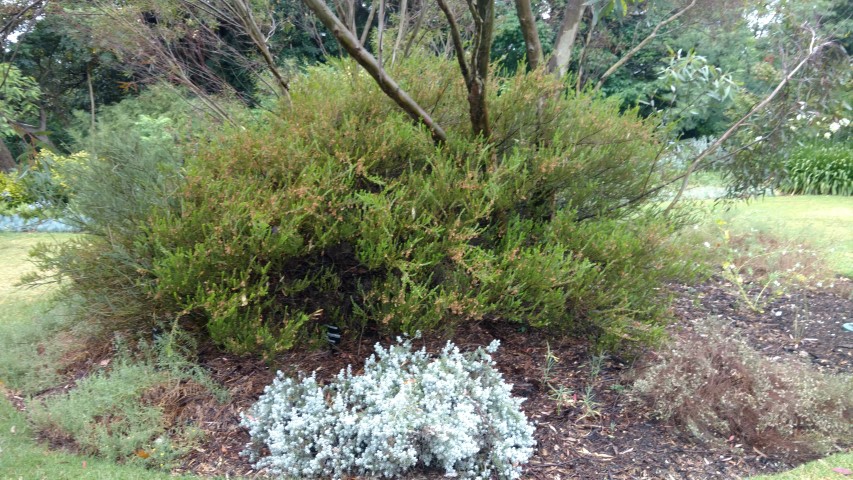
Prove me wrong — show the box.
[715,195,853,278]
[0,232,78,394]
[0,396,190,480]
[749,452,853,479]
[0,232,199,479]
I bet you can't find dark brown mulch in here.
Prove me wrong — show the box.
[8,277,852,479]
[670,276,853,375]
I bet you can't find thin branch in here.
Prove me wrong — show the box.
[403,0,425,58]
[216,0,291,101]
[391,0,408,64]
[435,0,470,85]
[0,0,44,44]
[301,0,447,143]
[360,0,378,47]
[664,31,834,213]
[378,0,385,67]
[595,0,697,91]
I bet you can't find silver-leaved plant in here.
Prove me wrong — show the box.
[241,337,535,479]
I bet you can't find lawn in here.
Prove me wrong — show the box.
[0,232,195,479]
[750,452,853,480]
[715,195,853,278]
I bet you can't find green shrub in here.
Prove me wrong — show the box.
[144,58,695,355]
[631,319,853,460]
[0,170,32,213]
[23,89,191,333]
[27,331,225,465]
[781,142,853,196]
[29,359,168,461]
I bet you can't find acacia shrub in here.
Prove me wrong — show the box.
[145,59,694,354]
[23,87,206,332]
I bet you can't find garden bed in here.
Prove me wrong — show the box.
[7,278,851,479]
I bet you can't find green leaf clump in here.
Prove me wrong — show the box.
[781,142,852,196]
[143,58,696,355]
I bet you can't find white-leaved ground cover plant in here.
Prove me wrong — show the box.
[241,337,535,479]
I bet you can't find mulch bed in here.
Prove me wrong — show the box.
[9,276,853,479]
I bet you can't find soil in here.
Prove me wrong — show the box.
[10,276,853,479]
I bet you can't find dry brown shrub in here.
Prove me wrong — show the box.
[630,319,852,460]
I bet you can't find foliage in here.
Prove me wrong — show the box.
[0,63,41,136]
[645,50,739,137]
[10,13,131,148]
[0,169,32,211]
[22,88,189,333]
[28,358,168,461]
[141,59,696,355]
[27,331,223,465]
[17,151,90,215]
[242,337,535,479]
[780,141,852,196]
[0,396,192,480]
[631,319,853,460]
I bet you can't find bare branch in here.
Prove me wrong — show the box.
[435,0,470,85]
[0,0,44,44]
[391,0,408,64]
[213,0,291,101]
[360,0,377,47]
[378,0,385,67]
[595,0,697,91]
[301,0,447,143]
[402,0,426,58]
[664,32,834,213]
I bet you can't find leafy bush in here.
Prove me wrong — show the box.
[23,89,191,332]
[242,337,535,479]
[29,358,169,461]
[15,151,92,217]
[0,169,32,214]
[0,172,30,207]
[631,319,853,459]
[144,58,695,355]
[781,142,852,196]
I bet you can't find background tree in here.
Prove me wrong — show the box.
[0,63,41,170]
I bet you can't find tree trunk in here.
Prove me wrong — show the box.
[546,0,585,77]
[468,0,494,138]
[437,0,494,139]
[391,0,408,64]
[513,0,543,70]
[0,139,15,172]
[301,0,447,143]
